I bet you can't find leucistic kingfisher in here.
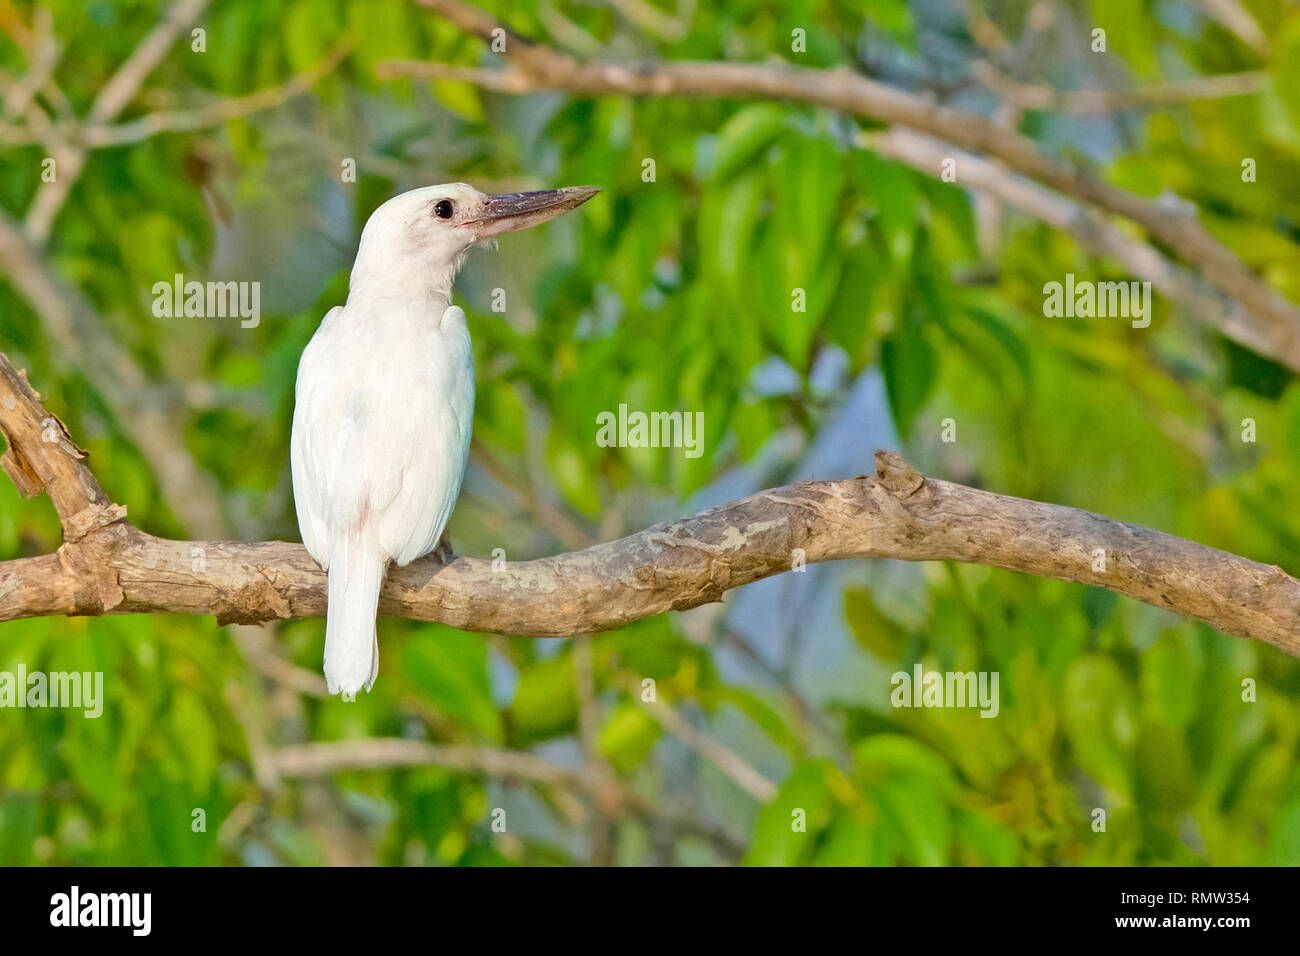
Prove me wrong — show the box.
[291,183,599,697]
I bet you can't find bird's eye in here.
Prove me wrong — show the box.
[434,199,454,220]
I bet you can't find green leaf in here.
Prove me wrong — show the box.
[709,104,788,182]
[1272,16,1300,127]
[873,777,950,865]
[403,630,503,742]
[509,652,577,746]
[813,815,878,865]
[854,734,958,796]
[597,702,661,772]
[745,760,835,866]
[1135,720,1196,814]
[1064,656,1135,799]
[881,311,937,439]
[1139,634,1196,729]
[169,688,218,794]
[844,588,909,660]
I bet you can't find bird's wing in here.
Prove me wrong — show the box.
[290,306,343,567]
[380,305,476,566]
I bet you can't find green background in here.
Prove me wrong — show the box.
[1,0,1299,865]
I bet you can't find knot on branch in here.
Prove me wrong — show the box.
[65,502,128,541]
[57,541,124,615]
[873,450,925,497]
[214,572,292,626]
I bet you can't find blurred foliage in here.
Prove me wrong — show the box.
[1,0,1299,865]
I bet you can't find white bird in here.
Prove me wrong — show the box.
[291,183,599,697]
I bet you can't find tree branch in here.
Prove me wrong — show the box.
[380,0,1300,371]
[23,0,213,244]
[270,737,745,856]
[1,352,1297,656]
[969,62,1267,114]
[1198,0,1271,58]
[0,211,228,538]
[861,128,1269,358]
[77,38,353,147]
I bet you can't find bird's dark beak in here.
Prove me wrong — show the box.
[470,186,600,237]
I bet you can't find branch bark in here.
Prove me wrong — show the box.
[1,352,1297,657]
[381,0,1300,371]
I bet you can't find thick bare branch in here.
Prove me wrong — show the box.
[1,353,1297,656]
[0,356,116,532]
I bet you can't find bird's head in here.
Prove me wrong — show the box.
[349,182,600,303]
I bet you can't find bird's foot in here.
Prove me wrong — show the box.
[432,533,455,564]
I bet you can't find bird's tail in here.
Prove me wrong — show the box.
[323,534,386,696]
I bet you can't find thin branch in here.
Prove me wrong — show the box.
[720,625,843,752]
[2,353,1298,658]
[572,631,619,863]
[24,0,213,243]
[970,62,1267,114]
[0,6,58,122]
[861,127,1270,358]
[0,42,346,147]
[273,738,590,787]
[79,39,353,147]
[380,0,1300,371]
[617,677,778,802]
[471,438,597,551]
[87,0,214,123]
[605,0,695,42]
[1198,0,1270,59]
[270,737,744,857]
